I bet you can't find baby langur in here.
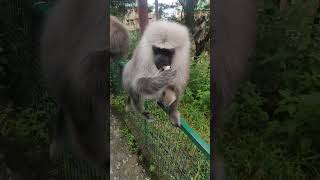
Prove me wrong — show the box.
[159,66,176,107]
[161,87,177,107]
[122,21,191,127]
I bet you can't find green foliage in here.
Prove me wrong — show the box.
[225,82,269,133]
[110,30,140,94]
[110,0,135,18]
[120,126,138,153]
[0,103,50,148]
[180,53,210,142]
[0,0,43,105]
[196,0,209,11]
[223,0,320,179]
[128,30,140,58]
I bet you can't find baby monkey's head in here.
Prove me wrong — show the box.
[161,86,177,107]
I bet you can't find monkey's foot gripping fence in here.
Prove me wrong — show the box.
[111,61,210,179]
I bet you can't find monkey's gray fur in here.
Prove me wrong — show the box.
[40,0,108,168]
[110,16,130,62]
[122,21,191,127]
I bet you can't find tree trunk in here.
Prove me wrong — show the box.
[137,0,149,34]
[212,0,256,179]
[195,29,210,58]
[193,16,210,58]
[185,0,197,30]
[155,0,159,19]
[279,0,288,11]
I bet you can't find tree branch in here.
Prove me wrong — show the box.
[178,0,186,7]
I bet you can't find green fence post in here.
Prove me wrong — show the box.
[180,118,210,160]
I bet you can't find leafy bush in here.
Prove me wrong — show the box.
[180,53,210,142]
[0,103,50,148]
[223,1,320,179]
[120,126,138,153]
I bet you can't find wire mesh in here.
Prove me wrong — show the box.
[1,0,110,179]
[0,0,43,105]
[48,143,109,180]
[111,62,210,179]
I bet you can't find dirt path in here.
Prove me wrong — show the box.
[110,114,150,180]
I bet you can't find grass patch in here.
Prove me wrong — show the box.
[119,125,138,153]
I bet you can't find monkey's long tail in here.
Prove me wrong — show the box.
[134,69,177,96]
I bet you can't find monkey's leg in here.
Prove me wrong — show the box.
[129,89,155,122]
[156,100,166,110]
[168,90,181,127]
[134,96,155,122]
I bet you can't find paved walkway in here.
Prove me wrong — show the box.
[110,114,150,180]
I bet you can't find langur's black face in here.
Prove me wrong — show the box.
[152,46,175,70]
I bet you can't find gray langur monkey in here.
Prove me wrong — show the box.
[122,21,191,127]
[40,0,108,168]
[110,16,130,63]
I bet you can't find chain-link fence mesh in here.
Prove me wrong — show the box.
[48,143,109,180]
[111,61,210,179]
[1,0,110,179]
[0,0,41,105]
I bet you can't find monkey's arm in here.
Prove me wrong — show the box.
[133,69,177,95]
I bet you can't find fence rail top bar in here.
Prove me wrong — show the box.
[32,1,211,160]
[180,118,210,159]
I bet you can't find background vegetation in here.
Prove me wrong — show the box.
[222,0,320,179]
[0,0,52,179]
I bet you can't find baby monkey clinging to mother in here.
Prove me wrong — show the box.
[122,21,191,127]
